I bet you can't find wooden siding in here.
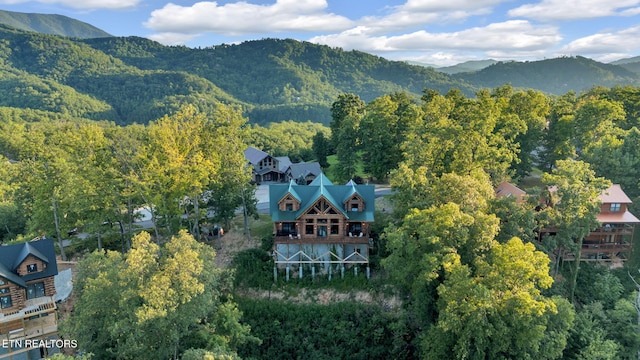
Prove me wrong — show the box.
[1,286,23,314]
[15,256,47,277]
[599,202,628,214]
[0,277,56,316]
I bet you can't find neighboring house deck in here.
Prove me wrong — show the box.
[0,238,60,359]
[244,147,322,184]
[512,182,640,264]
[578,184,639,262]
[270,174,375,277]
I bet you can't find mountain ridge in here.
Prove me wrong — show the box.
[0,12,640,125]
[0,9,111,38]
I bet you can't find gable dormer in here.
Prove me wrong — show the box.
[279,194,301,212]
[278,181,302,212]
[345,194,365,212]
[13,242,49,276]
[16,255,47,276]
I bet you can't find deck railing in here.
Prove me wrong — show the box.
[274,233,370,245]
[0,297,58,341]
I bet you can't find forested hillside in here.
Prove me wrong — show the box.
[0,26,475,125]
[0,10,111,38]
[1,22,640,126]
[454,56,640,94]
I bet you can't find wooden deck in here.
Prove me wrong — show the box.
[581,242,631,253]
[274,234,371,245]
[0,297,58,341]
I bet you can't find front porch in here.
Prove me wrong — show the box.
[0,296,58,342]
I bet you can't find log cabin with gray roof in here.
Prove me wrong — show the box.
[0,238,59,359]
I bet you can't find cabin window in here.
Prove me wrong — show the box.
[285,203,293,211]
[0,280,5,286]
[350,202,359,212]
[331,219,340,234]
[610,203,621,212]
[318,226,327,237]
[306,225,314,235]
[0,295,11,309]
[26,282,45,300]
[282,222,296,235]
[0,288,9,295]
[27,264,38,273]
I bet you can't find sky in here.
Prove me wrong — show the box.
[1,0,640,66]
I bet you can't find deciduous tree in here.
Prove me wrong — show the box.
[330,94,365,182]
[63,230,252,360]
[540,159,610,301]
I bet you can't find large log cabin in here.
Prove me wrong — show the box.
[270,174,375,277]
[0,238,59,359]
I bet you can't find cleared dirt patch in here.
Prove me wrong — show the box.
[237,287,402,310]
[204,230,262,269]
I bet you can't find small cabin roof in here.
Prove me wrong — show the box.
[494,181,527,204]
[600,184,633,204]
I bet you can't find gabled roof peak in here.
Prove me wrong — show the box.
[13,241,49,270]
[284,180,301,202]
[309,172,333,187]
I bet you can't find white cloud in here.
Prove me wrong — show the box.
[356,0,510,34]
[509,0,640,20]
[144,0,353,36]
[398,52,487,67]
[402,0,509,12]
[147,32,201,46]
[310,20,561,54]
[562,25,640,54]
[0,0,140,10]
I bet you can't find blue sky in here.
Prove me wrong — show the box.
[1,0,640,66]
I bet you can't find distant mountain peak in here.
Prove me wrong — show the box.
[0,9,111,38]
[436,59,499,74]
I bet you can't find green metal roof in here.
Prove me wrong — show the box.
[269,173,375,222]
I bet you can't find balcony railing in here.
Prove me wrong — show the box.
[275,233,370,245]
[581,242,631,253]
[587,227,634,236]
[0,297,58,341]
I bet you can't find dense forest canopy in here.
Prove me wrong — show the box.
[0,25,639,126]
[2,82,640,359]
